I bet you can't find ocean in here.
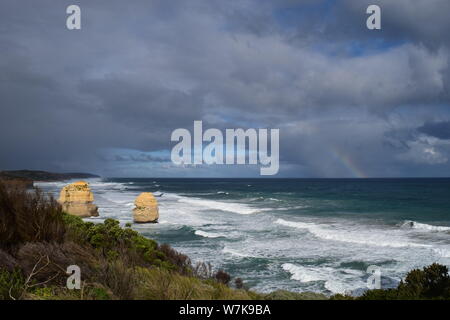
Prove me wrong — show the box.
[35,178,450,296]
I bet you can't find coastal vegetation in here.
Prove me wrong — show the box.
[0,182,449,300]
[331,263,450,300]
[0,182,261,300]
[0,170,99,182]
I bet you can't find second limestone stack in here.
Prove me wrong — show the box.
[133,192,159,223]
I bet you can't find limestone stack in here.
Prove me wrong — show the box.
[133,192,159,223]
[58,181,99,217]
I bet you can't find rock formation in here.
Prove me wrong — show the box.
[58,181,99,217]
[133,192,159,223]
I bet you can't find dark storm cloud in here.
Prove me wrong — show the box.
[340,0,450,48]
[0,0,449,177]
[418,121,450,140]
[282,0,450,49]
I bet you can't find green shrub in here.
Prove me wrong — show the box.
[32,287,54,299]
[329,293,355,300]
[397,263,450,299]
[89,286,112,300]
[358,288,401,300]
[0,269,25,300]
[359,263,450,300]
[63,215,192,274]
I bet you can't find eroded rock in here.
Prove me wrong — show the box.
[133,192,159,223]
[58,181,98,217]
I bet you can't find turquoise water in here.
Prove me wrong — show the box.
[37,178,450,295]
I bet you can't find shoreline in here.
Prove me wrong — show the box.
[1,181,449,300]
[33,177,450,296]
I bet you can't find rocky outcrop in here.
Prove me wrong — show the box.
[133,192,159,223]
[58,181,98,217]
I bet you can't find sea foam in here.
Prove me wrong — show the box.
[222,247,251,257]
[195,230,225,238]
[178,197,261,215]
[401,220,450,232]
[282,263,366,294]
[275,218,431,249]
[282,263,330,282]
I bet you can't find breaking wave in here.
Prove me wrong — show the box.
[275,218,430,249]
[195,230,225,238]
[282,263,366,294]
[400,220,450,232]
[222,247,251,257]
[177,197,262,215]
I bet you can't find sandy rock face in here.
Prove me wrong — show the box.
[58,181,98,217]
[133,192,159,223]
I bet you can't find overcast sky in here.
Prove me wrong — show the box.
[1,0,450,177]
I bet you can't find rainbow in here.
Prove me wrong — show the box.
[331,147,368,178]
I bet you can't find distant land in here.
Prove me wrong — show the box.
[0,170,100,187]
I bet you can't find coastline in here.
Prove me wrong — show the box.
[1,181,449,300]
[32,177,450,297]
